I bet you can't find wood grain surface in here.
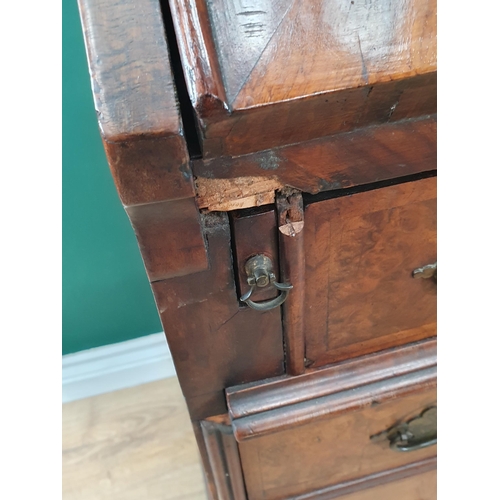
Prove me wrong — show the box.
[169,0,437,156]
[227,339,437,499]
[277,190,306,375]
[333,469,436,500]
[238,385,436,499]
[304,176,437,367]
[294,461,437,500]
[62,379,206,500]
[192,116,437,198]
[78,0,208,279]
[151,212,284,421]
[210,0,437,108]
[126,199,208,282]
[79,0,193,203]
[200,419,246,499]
[227,339,436,420]
[77,2,440,498]
[230,359,436,442]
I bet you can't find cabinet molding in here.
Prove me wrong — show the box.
[227,339,437,441]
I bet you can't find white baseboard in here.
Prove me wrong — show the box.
[62,332,176,403]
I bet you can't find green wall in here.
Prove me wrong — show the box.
[62,0,162,354]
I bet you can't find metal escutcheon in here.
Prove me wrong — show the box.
[240,255,292,311]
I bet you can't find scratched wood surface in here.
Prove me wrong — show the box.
[207,0,437,108]
[303,176,437,368]
[169,0,437,156]
[62,378,207,500]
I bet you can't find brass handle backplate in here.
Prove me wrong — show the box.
[240,255,292,311]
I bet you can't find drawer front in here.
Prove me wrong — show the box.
[239,388,436,500]
[332,469,436,500]
[304,176,436,367]
[227,341,437,500]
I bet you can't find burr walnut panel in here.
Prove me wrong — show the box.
[304,176,437,367]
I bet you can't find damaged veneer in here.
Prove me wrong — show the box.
[195,176,283,211]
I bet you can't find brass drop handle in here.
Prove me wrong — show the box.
[412,262,437,281]
[371,406,437,452]
[240,255,293,311]
[389,406,437,452]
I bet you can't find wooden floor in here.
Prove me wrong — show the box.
[62,378,207,500]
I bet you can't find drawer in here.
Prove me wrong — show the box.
[226,340,437,500]
[304,176,436,367]
[328,468,436,500]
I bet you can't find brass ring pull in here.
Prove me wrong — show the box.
[239,255,293,311]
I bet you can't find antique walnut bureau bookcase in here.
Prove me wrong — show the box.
[78,0,437,498]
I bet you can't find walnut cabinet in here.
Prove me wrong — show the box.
[77,0,437,497]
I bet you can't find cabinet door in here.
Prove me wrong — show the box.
[304,177,436,367]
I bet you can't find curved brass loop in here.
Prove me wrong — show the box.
[240,281,293,311]
[390,436,437,452]
[240,254,293,311]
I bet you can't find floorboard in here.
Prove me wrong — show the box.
[63,378,207,500]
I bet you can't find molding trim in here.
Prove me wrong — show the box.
[62,333,176,403]
[200,418,247,499]
[227,339,437,441]
[292,457,437,500]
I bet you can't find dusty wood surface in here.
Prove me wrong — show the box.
[62,378,207,500]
